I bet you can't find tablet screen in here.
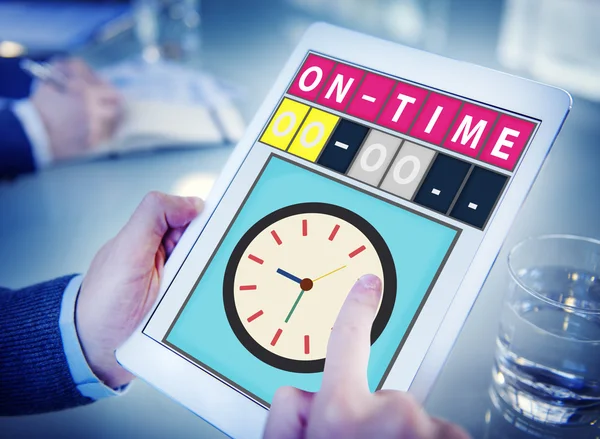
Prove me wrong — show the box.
[146,52,540,406]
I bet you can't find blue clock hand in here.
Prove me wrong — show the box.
[276,268,302,284]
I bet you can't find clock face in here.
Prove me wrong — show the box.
[223,202,396,373]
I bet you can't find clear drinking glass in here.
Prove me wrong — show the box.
[493,235,600,429]
[132,0,201,63]
[497,0,600,102]
[159,0,201,61]
[132,0,161,63]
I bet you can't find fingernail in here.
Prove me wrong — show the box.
[358,274,382,294]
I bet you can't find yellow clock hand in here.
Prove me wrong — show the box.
[312,265,347,283]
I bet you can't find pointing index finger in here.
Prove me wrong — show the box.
[321,274,383,396]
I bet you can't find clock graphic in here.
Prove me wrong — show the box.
[223,202,396,373]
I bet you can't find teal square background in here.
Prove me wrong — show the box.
[165,156,458,404]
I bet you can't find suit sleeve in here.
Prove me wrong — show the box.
[0,106,36,178]
[0,276,94,415]
[0,57,34,99]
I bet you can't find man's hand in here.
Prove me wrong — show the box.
[31,58,123,161]
[264,274,471,439]
[76,192,203,388]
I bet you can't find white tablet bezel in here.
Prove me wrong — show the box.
[116,23,571,439]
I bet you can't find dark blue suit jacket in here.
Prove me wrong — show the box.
[0,276,93,415]
[0,57,37,178]
[0,105,36,178]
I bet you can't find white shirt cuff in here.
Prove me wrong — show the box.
[59,275,130,400]
[12,99,53,169]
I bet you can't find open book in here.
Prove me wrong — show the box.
[97,59,246,155]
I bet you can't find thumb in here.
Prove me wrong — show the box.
[120,192,203,252]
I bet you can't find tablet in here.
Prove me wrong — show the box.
[116,23,571,439]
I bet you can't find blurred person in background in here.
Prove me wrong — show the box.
[0,57,123,179]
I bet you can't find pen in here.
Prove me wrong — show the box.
[19,59,68,92]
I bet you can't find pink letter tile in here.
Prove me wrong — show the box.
[316,63,364,112]
[288,54,336,102]
[346,72,395,122]
[410,93,462,145]
[444,103,498,157]
[378,82,428,134]
[480,115,536,170]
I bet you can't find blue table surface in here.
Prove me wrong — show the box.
[1,1,599,438]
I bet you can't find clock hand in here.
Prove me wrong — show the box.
[276,268,302,284]
[283,266,347,324]
[312,265,347,283]
[284,289,305,323]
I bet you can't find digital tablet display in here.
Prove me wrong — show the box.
[147,52,540,406]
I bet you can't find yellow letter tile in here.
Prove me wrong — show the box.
[260,98,310,150]
[288,108,339,162]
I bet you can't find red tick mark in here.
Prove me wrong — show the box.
[247,310,264,323]
[302,219,308,237]
[271,230,282,245]
[349,245,366,258]
[239,285,257,291]
[304,335,310,355]
[248,254,264,265]
[271,328,283,346]
[329,224,340,241]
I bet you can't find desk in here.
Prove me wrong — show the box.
[1,1,599,438]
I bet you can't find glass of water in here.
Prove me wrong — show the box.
[132,0,202,63]
[493,235,600,428]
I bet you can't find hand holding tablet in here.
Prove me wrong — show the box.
[76,192,203,388]
[265,274,469,439]
[76,193,466,438]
